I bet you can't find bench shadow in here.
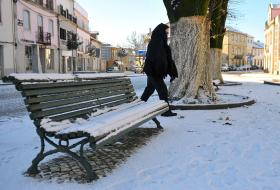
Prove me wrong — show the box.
[28,128,163,183]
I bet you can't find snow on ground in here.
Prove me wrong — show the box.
[1,72,280,190]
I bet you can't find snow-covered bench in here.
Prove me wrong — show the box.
[9,73,169,182]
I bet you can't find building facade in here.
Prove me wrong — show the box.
[0,0,15,78]
[0,0,103,78]
[16,0,59,74]
[56,0,78,73]
[222,27,254,66]
[74,1,91,72]
[264,4,280,75]
[90,33,105,72]
[252,41,264,69]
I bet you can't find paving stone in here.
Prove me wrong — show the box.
[25,128,162,183]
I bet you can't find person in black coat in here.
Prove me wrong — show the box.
[141,23,178,117]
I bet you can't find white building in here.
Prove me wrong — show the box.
[75,1,91,71]
[0,0,16,78]
[56,0,78,73]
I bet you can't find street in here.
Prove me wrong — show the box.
[0,85,26,119]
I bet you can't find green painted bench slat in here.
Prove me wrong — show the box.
[19,78,129,90]
[27,89,134,112]
[30,93,136,120]
[22,80,131,96]
[25,85,134,104]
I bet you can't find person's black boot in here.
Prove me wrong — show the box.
[161,109,177,117]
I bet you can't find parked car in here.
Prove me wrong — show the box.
[106,67,119,73]
[228,65,237,71]
[221,65,229,72]
[251,65,259,70]
[237,64,251,71]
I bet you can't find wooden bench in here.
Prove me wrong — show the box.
[9,74,169,181]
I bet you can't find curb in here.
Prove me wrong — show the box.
[170,94,255,110]
[0,82,12,86]
[216,81,242,86]
[263,81,280,86]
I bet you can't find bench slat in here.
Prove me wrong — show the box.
[49,97,136,122]
[30,93,136,120]
[27,89,134,111]
[25,85,134,104]
[19,78,129,90]
[22,80,131,96]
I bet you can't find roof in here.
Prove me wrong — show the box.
[271,4,280,8]
[226,26,253,38]
[253,41,264,49]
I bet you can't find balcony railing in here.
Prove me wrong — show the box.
[37,32,51,45]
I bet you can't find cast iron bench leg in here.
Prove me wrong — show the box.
[152,118,163,129]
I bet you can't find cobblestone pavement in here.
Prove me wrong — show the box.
[27,128,162,183]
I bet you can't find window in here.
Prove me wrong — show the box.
[45,49,54,70]
[60,28,66,40]
[25,46,32,70]
[37,15,43,31]
[46,0,54,10]
[67,31,73,41]
[23,10,30,30]
[48,19,53,35]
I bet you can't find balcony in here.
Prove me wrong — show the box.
[37,32,51,45]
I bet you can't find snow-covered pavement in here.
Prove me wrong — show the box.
[1,72,280,190]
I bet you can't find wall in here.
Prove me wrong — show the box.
[0,0,15,77]
[17,0,58,47]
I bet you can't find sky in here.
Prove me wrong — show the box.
[76,0,277,46]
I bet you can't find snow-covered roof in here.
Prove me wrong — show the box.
[253,41,264,49]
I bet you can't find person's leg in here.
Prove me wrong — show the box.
[150,78,169,102]
[150,77,177,117]
[140,76,155,102]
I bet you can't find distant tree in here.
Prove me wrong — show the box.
[67,33,83,72]
[67,36,82,50]
[117,48,128,71]
[126,31,145,51]
[117,48,128,58]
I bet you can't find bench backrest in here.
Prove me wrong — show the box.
[14,77,136,126]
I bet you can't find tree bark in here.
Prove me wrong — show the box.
[169,16,215,103]
[209,0,229,84]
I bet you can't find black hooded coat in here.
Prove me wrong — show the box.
[143,23,178,79]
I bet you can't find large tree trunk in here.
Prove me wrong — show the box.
[211,48,224,83]
[169,16,216,103]
[209,0,229,84]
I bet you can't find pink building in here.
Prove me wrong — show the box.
[16,0,59,73]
